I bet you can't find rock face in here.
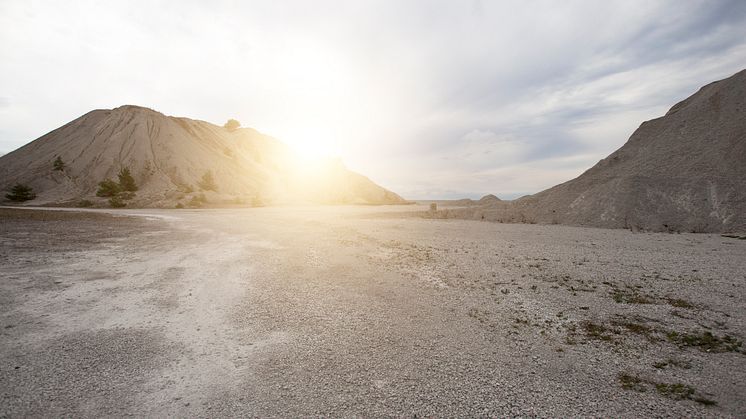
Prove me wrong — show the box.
[440,69,746,233]
[0,105,406,207]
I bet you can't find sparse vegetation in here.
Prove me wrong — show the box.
[53,156,65,171]
[611,320,659,342]
[117,167,138,192]
[618,373,646,392]
[611,289,655,304]
[579,321,624,342]
[666,330,742,353]
[118,191,136,201]
[198,170,217,191]
[5,183,36,202]
[224,119,241,131]
[96,179,121,197]
[666,298,697,309]
[108,195,126,208]
[655,382,695,400]
[618,373,716,406]
[77,199,94,208]
[97,167,138,205]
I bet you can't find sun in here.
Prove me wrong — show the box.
[268,41,352,161]
[282,126,340,160]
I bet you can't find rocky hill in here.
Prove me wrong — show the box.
[434,69,746,233]
[0,105,406,207]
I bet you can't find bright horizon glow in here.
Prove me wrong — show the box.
[1,1,745,199]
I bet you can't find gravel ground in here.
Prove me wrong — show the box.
[1,206,745,417]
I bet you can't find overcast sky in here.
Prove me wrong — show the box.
[1,0,745,199]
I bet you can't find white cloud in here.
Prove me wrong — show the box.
[1,0,745,197]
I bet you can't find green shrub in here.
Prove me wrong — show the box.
[53,156,65,171]
[666,330,742,353]
[108,196,126,208]
[118,191,136,200]
[117,167,138,192]
[5,183,36,202]
[97,179,121,197]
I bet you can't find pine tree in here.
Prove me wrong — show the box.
[96,179,121,197]
[53,156,65,171]
[5,184,36,202]
[117,167,138,192]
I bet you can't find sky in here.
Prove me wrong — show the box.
[1,0,745,199]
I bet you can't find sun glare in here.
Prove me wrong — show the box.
[268,41,354,162]
[282,126,340,160]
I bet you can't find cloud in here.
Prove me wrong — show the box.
[1,0,745,198]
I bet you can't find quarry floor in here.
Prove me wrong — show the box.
[1,205,745,417]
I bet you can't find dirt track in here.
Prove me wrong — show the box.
[1,206,745,417]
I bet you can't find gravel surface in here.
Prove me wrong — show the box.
[1,206,745,417]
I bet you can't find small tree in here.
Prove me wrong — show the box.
[53,156,65,171]
[5,183,36,202]
[108,195,126,208]
[224,119,241,131]
[96,178,121,197]
[197,170,217,191]
[117,167,138,192]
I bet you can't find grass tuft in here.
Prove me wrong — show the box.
[619,373,717,406]
[611,290,655,304]
[667,331,743,353]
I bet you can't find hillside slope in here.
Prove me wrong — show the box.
[438,69,746,232]
[0,105,406,207]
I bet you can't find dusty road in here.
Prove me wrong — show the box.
[1,206,745,417]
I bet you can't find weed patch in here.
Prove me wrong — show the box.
[666,331,742,353]
[611,290,655,304]
[618,373,716,406]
